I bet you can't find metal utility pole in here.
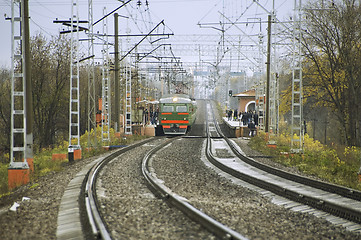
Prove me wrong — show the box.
[87,0,96,148]
[291,0,304,153]
[160,65,163,96]
[114,13,120,133]
[124,17,132,135]
[269,72,279,134]
[255,43,265,131]
[121,20,167,134]
[125,61,132,135]
[269,3,279,135]
[101,7,111,144]
[24,0,33,168]
[265,15,272,133]
[9,0,32,170]
[68,0,81,161]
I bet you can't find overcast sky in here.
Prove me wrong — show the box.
[0,0,294,68]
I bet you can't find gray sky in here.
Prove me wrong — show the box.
[0,0,294,68]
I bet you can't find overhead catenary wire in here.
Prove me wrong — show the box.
[33,0,68,19]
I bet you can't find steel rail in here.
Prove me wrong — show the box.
[141,137,249,240]
[214,111,361,201]
[207,102,361,224]
[84,137,157,239]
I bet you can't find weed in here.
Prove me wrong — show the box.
[250,133,361,191]
[0,127,150,197]
[0,163,8,195]
[30,183,39,189]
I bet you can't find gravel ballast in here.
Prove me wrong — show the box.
[1,99,360,239]
[0,152,110,240]
[151,137,360,239]
[97,138,215,239]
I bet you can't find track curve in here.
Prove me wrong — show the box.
[206,100,361,229]
[142,136,248,240]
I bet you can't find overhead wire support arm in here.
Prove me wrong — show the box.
[53,20,89,34]
[197,23,225,32]
[60,22,88,33]
[136,44,171,62]
[169,46,183,70]
[75,55,95,64]
[93,0,133,26]
[252,0,293,36]
[53,20,88,24]
[217,11,267,57]
[199,20,271,25]
[120,20,166,62]
[96,33,173,37]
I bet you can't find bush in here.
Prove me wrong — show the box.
[0,127,150,196]
[0,162,8,196]
[250,133,361,191]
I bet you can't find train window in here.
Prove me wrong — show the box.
[163,105,174,112]
[176,105,187,112]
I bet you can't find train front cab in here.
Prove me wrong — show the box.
[160,103,190,135]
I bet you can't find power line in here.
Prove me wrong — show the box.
[33,0,68,19]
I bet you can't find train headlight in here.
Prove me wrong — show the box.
[173,97,178,102]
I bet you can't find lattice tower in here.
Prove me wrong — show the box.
[10,0,28,168]
[68,0,81,153]
[291,0,304,153]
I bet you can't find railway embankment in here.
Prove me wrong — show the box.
[244,131,361,192]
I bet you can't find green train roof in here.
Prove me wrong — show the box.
[159,94,192,104]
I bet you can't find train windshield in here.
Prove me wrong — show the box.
[163,105,174,112]
[176,105,187,112]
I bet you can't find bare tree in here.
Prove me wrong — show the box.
[0,67,11,160]
[31,33,71,149]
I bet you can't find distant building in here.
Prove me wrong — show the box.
[232,89,256,112]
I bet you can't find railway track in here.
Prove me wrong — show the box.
[57,110,254,238]
[58,135,248,239]
[206,101,361,231]
[57,137,158,239]
[57,99,361,239]
[142,136,248,240]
